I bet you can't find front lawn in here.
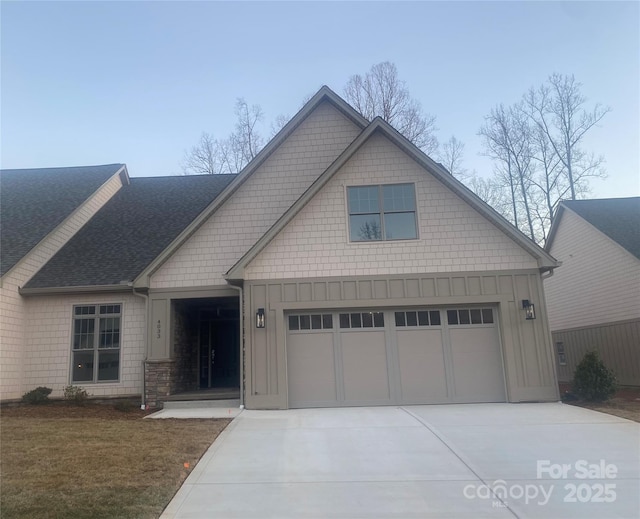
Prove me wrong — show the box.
[0,402,230,519]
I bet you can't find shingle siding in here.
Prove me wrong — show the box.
[0,173,123,399]
[244,133,539,280]
[150,101,361,288]
[545,209,640,331]
[23,293,146,397]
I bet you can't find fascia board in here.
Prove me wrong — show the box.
[19,284,132,296]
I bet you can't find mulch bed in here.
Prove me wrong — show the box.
[559,383,640,422]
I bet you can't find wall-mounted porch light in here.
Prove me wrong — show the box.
[522,300,536,320]
[256,308,265,328]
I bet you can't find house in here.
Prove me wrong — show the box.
[1,86,561,408]
[544,197,640,386]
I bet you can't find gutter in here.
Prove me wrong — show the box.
[132,287,149,409]
[541,263,560,280]
[226,281,245,409]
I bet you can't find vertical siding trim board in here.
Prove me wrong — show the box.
[243,271,559,409]
[552,319,640,386]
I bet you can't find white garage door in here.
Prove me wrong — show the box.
[286,307,506,408]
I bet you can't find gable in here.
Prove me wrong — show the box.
[148,100,363,289]
[545,207,640,330]
[0,164,126,276]
[243,132,540,280]
[547,198,640,260]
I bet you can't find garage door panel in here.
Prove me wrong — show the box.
[449,327,506,402]
[287,332,336,406]
[341,331,391,403]
[397,329,448,402]
[286,306,506,409]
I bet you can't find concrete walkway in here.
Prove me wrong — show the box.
[161,403,640,518]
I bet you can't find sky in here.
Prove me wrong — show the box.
[2,1,638,199]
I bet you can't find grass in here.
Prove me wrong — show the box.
[0,403,230,519]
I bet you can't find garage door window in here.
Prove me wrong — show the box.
[395,310,441,327]
[339,312,384,329]
[289,314,333,331]
[447,308,494,325]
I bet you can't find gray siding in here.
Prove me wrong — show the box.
[245,270,559,409]
[553,319,640,386]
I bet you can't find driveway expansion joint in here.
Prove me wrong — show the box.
[400,406,520,519]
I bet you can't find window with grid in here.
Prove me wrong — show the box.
[395,310,441,327]
[446,308,494,325]
[72,304,121,383]
[339,312,385,329]
[288,314,334,331]
[347,184,417,241]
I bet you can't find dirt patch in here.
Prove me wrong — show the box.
[559,384,640,423]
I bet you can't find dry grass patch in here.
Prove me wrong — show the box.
[1,403,230,519]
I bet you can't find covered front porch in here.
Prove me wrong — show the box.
[144,292,241,408]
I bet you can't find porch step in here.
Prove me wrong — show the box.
[162,399,240,409]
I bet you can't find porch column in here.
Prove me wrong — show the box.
[144,297,174,408]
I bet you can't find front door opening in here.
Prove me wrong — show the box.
[199,307,239,389]
[172,297,239,395]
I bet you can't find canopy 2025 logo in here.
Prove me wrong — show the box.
[463,459,617,507]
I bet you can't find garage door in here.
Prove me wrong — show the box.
[286,307,506,408]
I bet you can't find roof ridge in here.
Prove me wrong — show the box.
[1,163,124,173]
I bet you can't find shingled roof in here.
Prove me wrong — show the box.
[0,164,125,276]
[24,174,236,289]
[556,197,640,260]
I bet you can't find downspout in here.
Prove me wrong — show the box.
[541,263,560,281]
[227,282,245,409]
[132,287,149,409]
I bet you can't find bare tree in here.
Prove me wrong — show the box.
[439,136,467,180]
[182,98,266,175]
[344,62,438,154]
[479,104,537,240]
[523,73,609,200]
[527,124,566,236]
[182,132,226,175]
[466,172,512,219]
[234,98,264,165]
[270,113,290,138]
[477,74,608,245]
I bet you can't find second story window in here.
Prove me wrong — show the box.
[347,184,417,241]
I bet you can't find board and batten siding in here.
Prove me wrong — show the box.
[0,173,124,400]
[23,293,146,398]
[150,101,361,290]
[244,133,539,281]
[244,272,559,410]
[545,209,640,331]
[553,319,640,386]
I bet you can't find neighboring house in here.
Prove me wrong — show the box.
[1,86,561,408]
[544,197,640,386]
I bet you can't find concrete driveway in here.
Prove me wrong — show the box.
[161,403,640,518]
